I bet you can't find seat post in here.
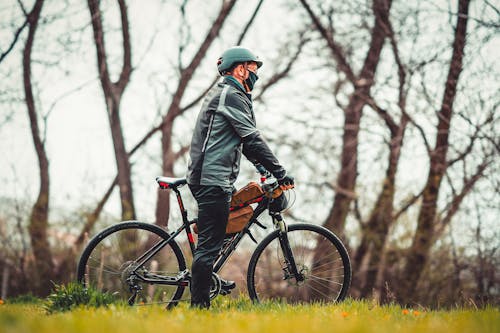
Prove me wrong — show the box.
[173,187,196,253]
[173,188,188,223]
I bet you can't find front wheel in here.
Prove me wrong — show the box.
[247,223,351,304]
[77,221,187,307]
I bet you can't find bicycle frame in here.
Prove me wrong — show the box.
[213,197,269,273]
[129,185,288,286]
[77,171,352,306]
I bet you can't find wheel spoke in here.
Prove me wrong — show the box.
[248,224,350,304]
[77,223,187,307]
[305,281,337,300]
[86,256,122,274]
[308,275,344,285]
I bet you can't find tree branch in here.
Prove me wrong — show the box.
[407,113,433,155]
[353,197,365,227]
[393,188,424,220]
[115,0,132,91]
[0,16,29,64]
[173,144,190,161]
[435,158,492,238]
[87,0,113,99]
[180,0,265,112]
[166,0,237,122]
[74,175,118,247]
[299,0,356,83]
[254,31,308,102]
[384,10,407,111]
[235,0,264,45]
[363,95,398,136]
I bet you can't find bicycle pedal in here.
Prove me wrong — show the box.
[220,279,236,290]
[220,289,232,296]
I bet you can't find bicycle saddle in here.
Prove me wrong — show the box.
[156,176,187,189]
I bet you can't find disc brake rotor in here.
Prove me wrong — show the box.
[120,261,142,289]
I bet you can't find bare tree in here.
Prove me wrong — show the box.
[299,0,393,236]
[351,9,413,298]
[299,0,393,300]
[297,0,498,304]
[398,0,472,302]
[472,192,499,305]
[22,0,54,295]
[354,111,410,298]
[87,0,135,221]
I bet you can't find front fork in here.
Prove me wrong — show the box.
[271,213,304,283]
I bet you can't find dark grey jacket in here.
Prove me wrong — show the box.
[187,77,285,188]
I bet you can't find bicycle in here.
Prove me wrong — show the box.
[77,170,351,308]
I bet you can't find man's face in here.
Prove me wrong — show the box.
[234,61,258,79]
[245,62,258,75]
[232,61,259,92]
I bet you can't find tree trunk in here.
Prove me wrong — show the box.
[109,100,136,220]
[156,120,175,227]
[399,0,470,302]
[310,0,392,294]
[23,0,54,296]
[1,265,9,299]
[322,0,392,235]
[88,0,135,221]
[356,116,408,297]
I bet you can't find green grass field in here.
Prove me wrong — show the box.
[0,298,498,333]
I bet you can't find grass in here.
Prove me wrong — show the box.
[0,297,498,333]
[43,282,116,314]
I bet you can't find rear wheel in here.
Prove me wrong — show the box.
[77,221,187,307]
[247,223,351,304]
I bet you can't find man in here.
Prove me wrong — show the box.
[186,46,294,308]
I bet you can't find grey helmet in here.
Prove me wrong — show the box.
[217,46,263,75]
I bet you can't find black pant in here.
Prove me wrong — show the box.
[189,185,231,308]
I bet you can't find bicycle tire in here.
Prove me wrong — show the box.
[77,221,187,307]
[247,223,351,304]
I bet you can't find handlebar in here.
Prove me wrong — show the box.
[261,176,279,192]
[254,163,294,197]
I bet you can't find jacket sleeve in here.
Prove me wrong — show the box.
[218,98,257,138]
[241,131,286,179]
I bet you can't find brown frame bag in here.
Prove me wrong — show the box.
[192,205,254,235]
[193,182,262,235]
[230,182,263,206]
[225,205,253,234]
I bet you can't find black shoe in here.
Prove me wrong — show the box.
[190,301,210,309]
[220,278,236,295]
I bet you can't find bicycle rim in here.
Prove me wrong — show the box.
[77,222,187,306]
[248,224,351,304]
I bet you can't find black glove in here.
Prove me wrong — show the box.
[278,174,294,187]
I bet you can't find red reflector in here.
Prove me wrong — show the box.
[159,182,169,188]
[251,197,263,204]
[187,233,195,243]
